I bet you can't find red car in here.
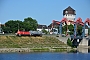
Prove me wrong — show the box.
[16,30,30,36]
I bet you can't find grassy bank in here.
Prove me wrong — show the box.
[0,36,72,52]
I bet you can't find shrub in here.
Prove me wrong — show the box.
[42,29,48,34]
[67,38,72,47]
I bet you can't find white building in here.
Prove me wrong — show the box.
[37,24,48,32]
[63,6,76,25]
[48,23,59,34]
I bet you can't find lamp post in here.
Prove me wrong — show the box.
[42,26,44,33]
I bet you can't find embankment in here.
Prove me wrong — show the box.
[0,36,73,53]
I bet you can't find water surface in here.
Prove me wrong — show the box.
[0,52,90,60]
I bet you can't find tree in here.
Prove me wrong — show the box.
[68,24,82,35]
[23,17,38,31]
[77,25,82,35]
[3,20,23,33]
[62,24,76,35]
[68,24,74,35]
[67,38,72,47]
[68,24,74,31]
[2,17,38,33]
[62,25,67,34]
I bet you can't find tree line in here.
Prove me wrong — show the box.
[1,17,38,33]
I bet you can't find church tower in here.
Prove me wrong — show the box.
[63,6,76,25]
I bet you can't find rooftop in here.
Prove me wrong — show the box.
[64,6,75,11]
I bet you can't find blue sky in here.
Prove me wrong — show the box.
[0,0,90,25]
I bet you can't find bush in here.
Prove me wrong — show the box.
[42,29,48,34]
[67,38,72,47]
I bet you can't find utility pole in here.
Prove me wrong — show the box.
[18,23,19,31]
[0,22,1,28]
[0,22,1,33]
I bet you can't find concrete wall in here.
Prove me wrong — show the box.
[79,37,88,46]
[77,48,88,53]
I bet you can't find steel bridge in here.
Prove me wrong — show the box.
[52,17,90,47]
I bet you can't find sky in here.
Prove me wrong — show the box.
[0,0,90,26]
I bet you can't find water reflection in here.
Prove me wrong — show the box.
[70,48,90,53]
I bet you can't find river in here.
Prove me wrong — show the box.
[0,51,90,60]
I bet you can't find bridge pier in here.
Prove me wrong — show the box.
[77,38,89,53]
[77,47,88,53]
[71,36,89,48]
[79,37,88,47]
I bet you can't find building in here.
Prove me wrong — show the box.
[48,21,59,29]
[85,25,89,36]
[37,24,59,34]
[63,6,76,25]
[47,6,76,34]
[37,24,48,32]
[48,23,59,34]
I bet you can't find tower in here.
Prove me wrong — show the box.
[63,6,76,25]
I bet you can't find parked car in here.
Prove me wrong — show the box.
[16,30,42,37]
[16,30,30,36]
[29,31,42,37]
[0,32,4,35]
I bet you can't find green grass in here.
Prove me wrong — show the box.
[0,36,67,48]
